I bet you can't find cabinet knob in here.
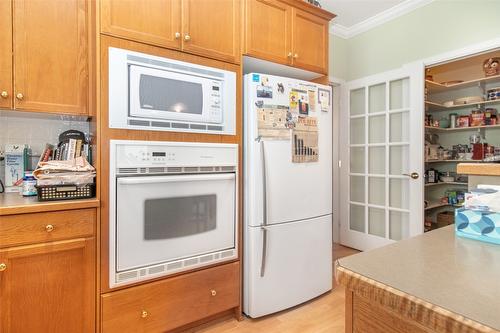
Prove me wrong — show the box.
[211,289,217,297]
[184,34,191,41]
[45,224,54,232]
[141,310,148,318]
[0,263,6,272]
[175,32,181,39]
[287,52,292,58]
[0,91,8,99]
[16,93,24,100]
[293,53,299,59]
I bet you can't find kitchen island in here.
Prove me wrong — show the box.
[336,226,500,333]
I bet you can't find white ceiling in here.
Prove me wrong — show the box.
[321,0,405,27]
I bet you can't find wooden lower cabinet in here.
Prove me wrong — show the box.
[101,262,240,333]
[0,237,96,333]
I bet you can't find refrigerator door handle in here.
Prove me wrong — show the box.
[260,140,268,277]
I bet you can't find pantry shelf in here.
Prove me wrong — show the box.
[425,182,468,187]
[425,202,462,210]
[425,159,476,163]
[424,99,500,112]
[425,74,500,94]
[425,124,500,132]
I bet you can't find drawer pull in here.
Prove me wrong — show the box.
[45,224,54,232]
[141,310,148,318]
[0,91,8,98]
[16,93,24,100]
[211,290,217,297]
[0,263,6,272]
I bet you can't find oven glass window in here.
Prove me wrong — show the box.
[139,74,203,115]
[144,194,216,240]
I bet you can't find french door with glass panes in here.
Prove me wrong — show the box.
[340,65,424,251]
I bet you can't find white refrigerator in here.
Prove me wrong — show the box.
[243,73,333,318]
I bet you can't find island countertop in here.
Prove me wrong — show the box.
[337,226,500,332]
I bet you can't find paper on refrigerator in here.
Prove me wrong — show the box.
[257,107,295,140]
[292,117,319,163]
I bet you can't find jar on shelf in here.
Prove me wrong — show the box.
[449,113,458,128]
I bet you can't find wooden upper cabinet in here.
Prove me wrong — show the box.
[101,0,182,49]
[181,0,240,64]
[291,8,329,74]
[244,0,334,74]
[0,0,12,109]
[244,0,292,65]
[13,0,89,115]
[0,238,95,333]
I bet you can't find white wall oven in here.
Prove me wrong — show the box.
[109,140,238,287]
[108,47,236,135]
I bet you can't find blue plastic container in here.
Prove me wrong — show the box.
[455,208,500,245]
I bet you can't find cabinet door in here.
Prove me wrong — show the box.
[0,238,95,333]
[0,0,12,109]
[101,0,181,49]
[244,0,292,65]
[181,0,240,64]
[292,8,329,74]
[13,0,88,115]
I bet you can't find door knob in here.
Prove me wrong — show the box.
[403,172,419,179]
[16,93,24,101]
[0,91,8,99]
[175,32,181,39]
[184,34,191,41]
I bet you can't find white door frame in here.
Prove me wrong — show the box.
[339,63,425,251]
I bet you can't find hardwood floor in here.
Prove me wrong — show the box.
[188,244,360,333]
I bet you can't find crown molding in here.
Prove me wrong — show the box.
[329,0,434,39]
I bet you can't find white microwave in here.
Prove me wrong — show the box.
[108,47,236,135]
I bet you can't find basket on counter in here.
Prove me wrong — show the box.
[36,183,95,201]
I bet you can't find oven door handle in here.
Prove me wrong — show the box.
[117,173,235,185]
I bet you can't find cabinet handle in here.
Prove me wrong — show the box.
[141,310,148,318]
[293,53,299,59]
[0,91,8,99]
[210,289,217,296]
[45,224,54,232]
[0,263,6,272]
[287,52,292,58]
[175,32,181,39]
[184,34,191,41]
[16,93,24,100]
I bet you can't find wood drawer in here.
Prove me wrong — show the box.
[101,262,240,333]
[0,208,95,248]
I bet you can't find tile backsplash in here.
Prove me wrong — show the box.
[0,110,91,184]
[0,110,90,155]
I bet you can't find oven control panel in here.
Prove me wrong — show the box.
[114,141,238,168]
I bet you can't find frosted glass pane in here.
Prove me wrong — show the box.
[350,88,365,116]
[350,118,365,144]
[369,177,385,206]
[389,178,409,209]
[369,83,386,113]
[368,207,385,237]
[390,112,409,142]
[390,145,409,175]
[350,147,365,174]
[350,204,365,233]
[350,176,365,203]
[369,115,385,143]
[369,147,385,174]
[389,211,409,240]
[390,78,409,110]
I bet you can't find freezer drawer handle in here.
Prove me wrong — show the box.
[260,139,269,277]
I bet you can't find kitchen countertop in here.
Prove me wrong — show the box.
[457,163,500,176]
[0,192,99,215]
[337,226,500,331]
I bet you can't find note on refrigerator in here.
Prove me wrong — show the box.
[292,117,319,163]
[319,88,330,112]
[257,107,292,140]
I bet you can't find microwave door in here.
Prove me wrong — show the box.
[115,173,236,272]
[129,65,213,123]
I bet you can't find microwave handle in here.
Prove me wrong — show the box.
[117,173,235,185]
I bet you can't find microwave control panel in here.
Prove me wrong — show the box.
[208,81,223,123]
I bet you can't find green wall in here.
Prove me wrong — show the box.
[331,0,500,81]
